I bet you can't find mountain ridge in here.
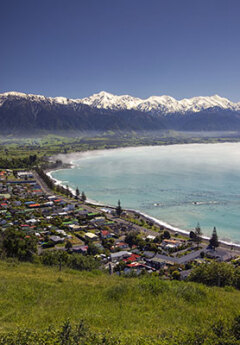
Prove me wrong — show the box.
[1,91,240,134]
[1,90,240,115]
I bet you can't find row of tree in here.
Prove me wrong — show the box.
[35,168,87,201]
[40,250,99,271]
[190,223,219,250]
[189,261,240,288]
[0,154,38,169]
[75,187,86,202]
[35,167,55,190]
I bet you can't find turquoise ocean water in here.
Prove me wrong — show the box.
[51,143,240,243]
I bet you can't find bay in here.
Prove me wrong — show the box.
[51,143,240,243]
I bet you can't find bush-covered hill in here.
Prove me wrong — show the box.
[0,260,240,344]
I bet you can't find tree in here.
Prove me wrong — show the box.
[189,261,234,287]
[57,250,69,271]
[136,238,146,251]
[68,254,100,271]
[209,226,219,250]
[116,200,122,216]
[172,270,181,280]
[189,230,196,240]
[125,231,139,247]
[153,235,162,243]
[65,240,73,252]
[102,238,115,250]
[146,242,158,252]
[75,187,80,199]
[87,243,100,256]
[114,260,126,272]
[163,230,171,239]
[194,223,202,248]
[1,228,37,261]
[81,192,86,203]
[66,185,70,198]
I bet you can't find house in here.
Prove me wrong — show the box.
[85,232,98,241]
[28,203,41,208]
[72,245,88,254]
[48,195,57,200]
[58,212,68,216]
[87,212,100,219]
[125,262,153,272]
[56,229,67,237]
[68,224,81,231]
[142,251,155,259]
[100,230,112,239]
[63,204,75,211]
[25,218,38,224]
[115,241,129,250]
[13,201,22,206]
[0,193,11,199]
[110,251,131,262]
[146,256,175,269]
[90,217,106,226]
[49,235,64,244]
[17,171,33,179]
[146,235,156,241]
[95,243,104,251]
[162,239,181,249]
[123,253,140,263]
[44,201,54,207]
[101,207,115,215]
[77,210,89,219]
[206,248,233,262]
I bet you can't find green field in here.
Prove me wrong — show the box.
[1,132,240,162]
[0,260,240,344]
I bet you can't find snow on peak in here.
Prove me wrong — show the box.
[3,91,28,97]
[80,91,240,114]
[0,91,71,105]
[1,90,240,114]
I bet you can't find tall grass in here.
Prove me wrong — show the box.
[0,260,239,340]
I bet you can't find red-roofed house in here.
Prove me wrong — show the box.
[115,242,129,250]
[100,230,112,239]
[123,254,140,263]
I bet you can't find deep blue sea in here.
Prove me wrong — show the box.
[51,143,240,243]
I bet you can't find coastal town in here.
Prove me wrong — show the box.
[1,167,239,280]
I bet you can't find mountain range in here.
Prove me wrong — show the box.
[1,91,240,134]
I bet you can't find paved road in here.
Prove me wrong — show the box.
[32,170,96,212]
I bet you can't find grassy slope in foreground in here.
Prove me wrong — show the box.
[0,261,240,340]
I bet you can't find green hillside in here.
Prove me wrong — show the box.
[0,260,240,344]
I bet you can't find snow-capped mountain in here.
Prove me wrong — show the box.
[80,91,240,114]
[1,90,240,134]
[1,91,240,115]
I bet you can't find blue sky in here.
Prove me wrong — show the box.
[1,0,240,101]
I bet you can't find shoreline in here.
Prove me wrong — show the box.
[46,163,240,250]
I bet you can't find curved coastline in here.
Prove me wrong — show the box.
[47,165,240,249]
